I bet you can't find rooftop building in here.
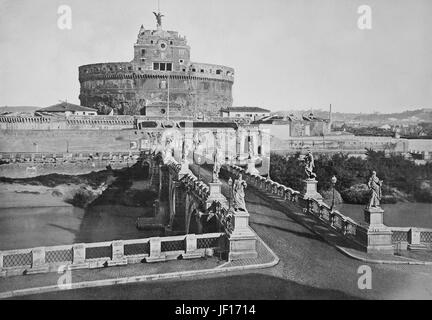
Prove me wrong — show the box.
[36,102,97,117]
[220,106,271,120]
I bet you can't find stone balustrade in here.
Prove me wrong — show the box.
[390,227,432,251]
[223,163,432,253]
[0,232,223,277]
[0,151,141,164]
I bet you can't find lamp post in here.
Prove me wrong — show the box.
[331,175,337,210]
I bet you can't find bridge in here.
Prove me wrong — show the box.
[1,126,432,299]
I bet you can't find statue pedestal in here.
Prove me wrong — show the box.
[206,182,226,208]
[246,158,259,175]
[363,207,394,254]
[364,206,385,226]
[302,179,323,201]
[228,209,258,261]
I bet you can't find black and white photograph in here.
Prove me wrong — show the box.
[0,0,431,306]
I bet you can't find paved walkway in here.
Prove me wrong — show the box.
[249,183,432,265]
[0,235,278,299]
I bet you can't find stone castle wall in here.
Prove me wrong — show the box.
[79,64,234,116]
[0,115,135,130]
[0,130,140,153]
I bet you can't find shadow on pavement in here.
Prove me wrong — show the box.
[17,273,362,300]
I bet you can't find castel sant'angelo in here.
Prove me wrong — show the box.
[79,11,234,116]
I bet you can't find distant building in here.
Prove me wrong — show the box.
[256,112,330,137]
[379,124,391,130]
[36,102,98,116]
[220,107,271,120]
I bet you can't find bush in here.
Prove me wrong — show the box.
[270,150,432,203]
[68,189,92,208]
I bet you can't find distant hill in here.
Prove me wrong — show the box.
[0,106,39,114]
[273,108,432,123]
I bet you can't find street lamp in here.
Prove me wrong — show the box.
[331,175,337,210]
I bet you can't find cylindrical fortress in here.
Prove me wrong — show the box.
[79,16,234,117]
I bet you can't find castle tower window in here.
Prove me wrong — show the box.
[200,69,204,73]
[169,41,173,45]
[160,63,166,71]
[216,69,222,75]
[192,68,196,72]
[141,49,146,56]
[179,59,184,64]
[150,40,154,44]
[153,63,160,70]
[166,63,172,71]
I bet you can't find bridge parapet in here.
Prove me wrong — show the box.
[163,157,257,259]
[223,163,432,254]
[0,233,224,277]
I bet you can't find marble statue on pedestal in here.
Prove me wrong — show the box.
[233,174,247,211]
[163,136,174,162]
[366,171,383,209]
[248,138,254,160]
[150,132,163,156]
[181,136,192,163]
[303,151,317,180]
[212,135,223,182]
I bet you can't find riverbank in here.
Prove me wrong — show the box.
[0,164,162,250]
[0,169,116,208]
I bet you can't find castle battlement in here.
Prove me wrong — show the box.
[79,63,234,83]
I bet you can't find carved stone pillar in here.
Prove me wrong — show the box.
[146,237,166,262]
[27,247,49,274]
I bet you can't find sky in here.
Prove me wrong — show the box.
[0,0,431,113]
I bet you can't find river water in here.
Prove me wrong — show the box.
[0,205,161,251]
[338,202,432,228]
